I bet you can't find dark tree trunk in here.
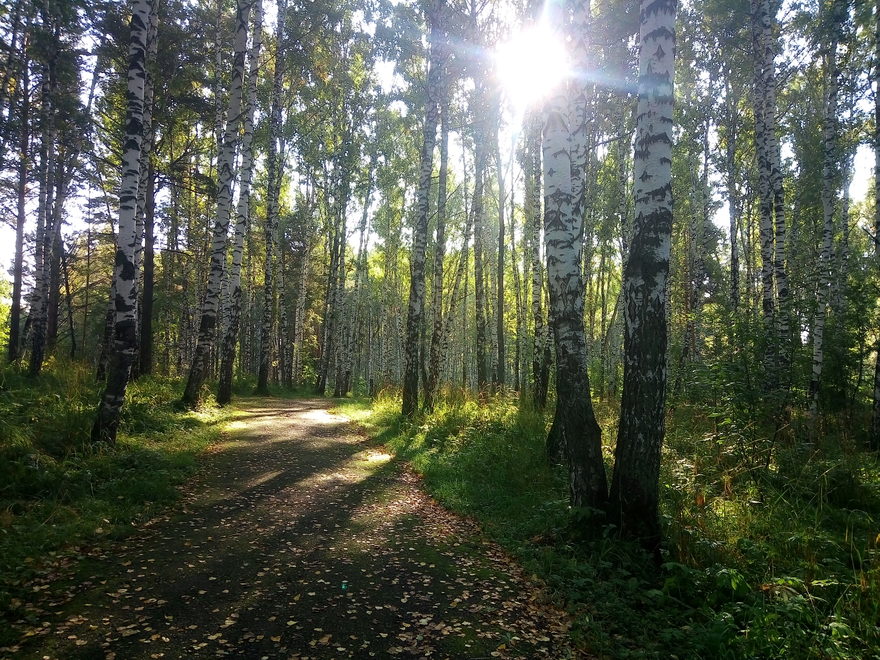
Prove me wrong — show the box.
[425,78,449,413]
[8,43,28,363]
[139,164,156,376]
[257,0,285,395]
[494,120,505,389]
[473,90,489,392]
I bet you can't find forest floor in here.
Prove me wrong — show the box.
[3,397,577,660]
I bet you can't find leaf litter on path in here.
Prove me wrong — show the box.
[3,398,582,659]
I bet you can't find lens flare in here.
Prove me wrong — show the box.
[495,24,570,111]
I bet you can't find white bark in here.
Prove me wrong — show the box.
[218,0,263,404]
[543,0,606,508]
[182,0,252,406]
[810,31,840,416]
[609,0,676,549]
[402,0,444,416]
[92,0,152,443]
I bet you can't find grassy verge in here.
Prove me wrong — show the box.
[0,360,235,638]
[337,391,880,659]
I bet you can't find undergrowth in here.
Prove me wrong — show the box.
[338,389,880,659]
[0,360,232,637]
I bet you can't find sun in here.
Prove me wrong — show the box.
[495,22,570,111]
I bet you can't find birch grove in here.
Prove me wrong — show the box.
[0,0,878,568]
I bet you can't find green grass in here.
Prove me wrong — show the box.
[342,390,880,659]
[0,360,234,638]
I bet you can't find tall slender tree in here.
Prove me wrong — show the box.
[524,110,550,409]
[91,0,152,444]
[182,0,253,406]
[542,0,607,508]
[8,20,29,364]
[134,0,159,378]
[218,0,263,405]
[425,78,449,412]
[472,83,489,392]
[402,0,444,417]
[871,0,880,450]
[608,0,677,551]
[810,4,843,416]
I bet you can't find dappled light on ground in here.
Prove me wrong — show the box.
[4,398,575,659]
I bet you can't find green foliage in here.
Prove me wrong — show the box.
[0,277,9,354]
[0,361,231,632]
[349,391,880,658]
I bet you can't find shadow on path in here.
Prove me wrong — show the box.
[5,398,576,659]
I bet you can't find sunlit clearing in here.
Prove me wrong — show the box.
[495,24,569,111]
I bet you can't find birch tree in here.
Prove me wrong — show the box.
[524,110,550,409]
[402,0,444,417]
[425,80,449,412]
[181,0,252,406]
[91,0,152,444]
[256,0,285,395]
[810,4,843,416]
[472,84,490,392]
[132,0,159,378]
[752,0,790,384]
[8,19,29,364]
[542,0,607,508]
[871,0,880,450]
[218,0,263,405]
[28,48,57,377]
[608,0,676,551]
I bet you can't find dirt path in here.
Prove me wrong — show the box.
[5,398,576,659]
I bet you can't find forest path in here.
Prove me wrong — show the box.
[8,397,576,660]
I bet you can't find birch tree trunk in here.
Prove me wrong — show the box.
[542,0,606,509]
[725,74,740,313]
[524,110,550,409]
[751,0,777,376]
[182,0,252,406]
[425,80,449,412]
[29,60,57,378]
[755,0,790,381]
[256,0,285,395]
[402,0,444,417]
[494,114,506,389]
[133,1,159,378]
[511,189,523,392]
[810,21,840,417]
[218,0,263,405]
[91,0,151,444]
[473,92,489,392]
[608,0,676,552]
